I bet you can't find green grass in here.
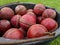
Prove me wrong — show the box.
[0,0,60,45]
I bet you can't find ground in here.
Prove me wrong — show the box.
[0,0,60,45]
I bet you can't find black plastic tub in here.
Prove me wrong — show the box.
[0,2,60,45]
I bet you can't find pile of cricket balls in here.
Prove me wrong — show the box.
[0,4,58,39]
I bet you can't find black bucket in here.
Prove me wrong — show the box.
[0,3,60,45]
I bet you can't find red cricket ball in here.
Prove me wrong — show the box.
[42,9,56,19]
[15,5,27,15]
[27,24,48,38]
[11,15,21,28]
[41,18,58,32]
[0,7,14,20]
[34,4,46,15]
[3,28,24,39]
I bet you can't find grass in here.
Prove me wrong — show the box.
[0,0,60,45]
